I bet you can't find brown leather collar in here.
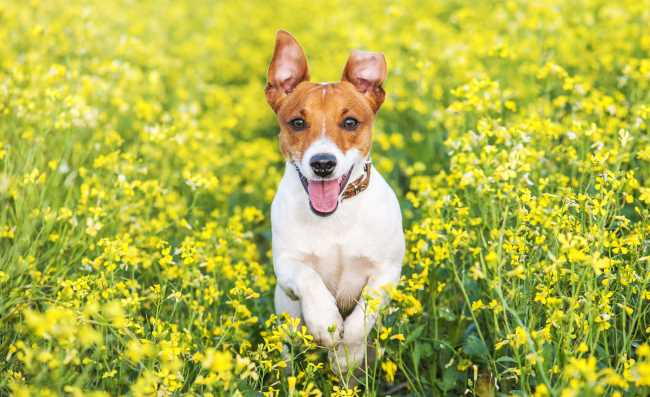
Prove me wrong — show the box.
[341,161,371,200]
[292,160,372,202]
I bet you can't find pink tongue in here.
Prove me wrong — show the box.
[307,179,340,213]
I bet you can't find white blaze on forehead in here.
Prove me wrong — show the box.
[320,86,328,136]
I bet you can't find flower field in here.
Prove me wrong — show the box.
[1,0,650,395]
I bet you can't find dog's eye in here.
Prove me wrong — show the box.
[342,117,360,131]
[288,118,307,131]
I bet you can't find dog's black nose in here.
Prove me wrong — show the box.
[310,153,337,177]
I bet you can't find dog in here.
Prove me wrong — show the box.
[265,31,405,372]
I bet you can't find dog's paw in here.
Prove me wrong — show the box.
[302,304,343,348]
[328,342,366,374]
[341,308,368,344]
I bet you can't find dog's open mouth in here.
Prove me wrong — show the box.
[307,177,342,216]
[295,166,353,217]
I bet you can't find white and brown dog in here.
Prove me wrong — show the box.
[266,31,405,372]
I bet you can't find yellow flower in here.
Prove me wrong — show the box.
[0,226,15,239]
[485,250,498,266]
[638,344,650,358]
[636,362,650,386]
[534,384,550,397]
[381,360,398,383]
[390,333,405,342]
[471,299,485,311]
[201,349,233,386]
[577,342,588,354]
[78,325,102,348]
[331,386,360,397]
[102,369,117,379]
[126,340,155,363]
[287,376,297,394]
[512,326,528,348]
[103,301,127,329]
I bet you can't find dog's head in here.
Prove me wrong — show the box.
[265,30,387,216]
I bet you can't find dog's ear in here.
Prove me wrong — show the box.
[265,30,309,112]
[341,50,387,112]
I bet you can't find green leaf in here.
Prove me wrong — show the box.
[438,306,456,321]
[495,356,517,364]
[463,334,489,361]
[436,366,460,392]
[406,324,426,344]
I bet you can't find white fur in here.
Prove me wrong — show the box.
[271,151,405,372]
[297,137,360,182]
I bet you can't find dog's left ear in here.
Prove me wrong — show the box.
[341,50,387,112]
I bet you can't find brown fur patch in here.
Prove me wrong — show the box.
[276,81,375,161]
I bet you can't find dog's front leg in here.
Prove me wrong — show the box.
[331,266,401,372]
[275,257,343,347]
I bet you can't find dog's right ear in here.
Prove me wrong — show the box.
[265,30,309,112]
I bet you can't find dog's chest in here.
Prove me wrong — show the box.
[301,243,376,317]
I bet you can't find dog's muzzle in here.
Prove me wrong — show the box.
[293,162,354,217]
